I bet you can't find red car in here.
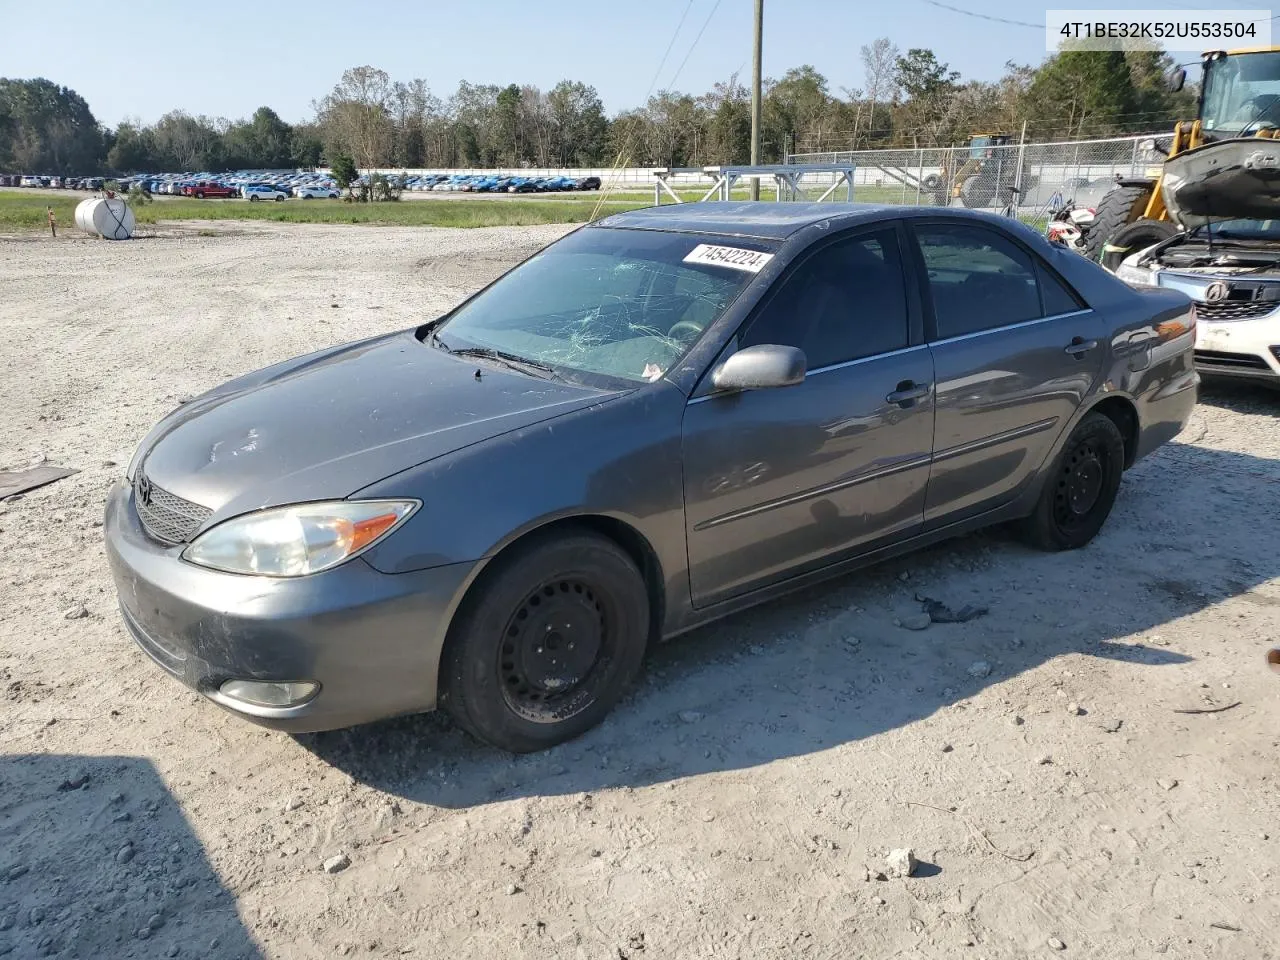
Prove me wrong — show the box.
[182,181,237,199]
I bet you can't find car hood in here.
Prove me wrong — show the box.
[136,329,620,522]
[1162,137,1280,229]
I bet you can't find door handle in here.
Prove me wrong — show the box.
[886,380,931,407]
[1064,337,1098,358]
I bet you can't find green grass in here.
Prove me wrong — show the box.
[0,192,648,232]
[0,193,80,231]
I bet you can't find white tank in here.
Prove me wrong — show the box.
[74,197,136,240]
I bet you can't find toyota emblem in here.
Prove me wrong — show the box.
[135,474,152,506]
[1204,281,1230,303]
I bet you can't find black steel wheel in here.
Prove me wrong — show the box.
[1020,412,1125,551]
[1052,439,1105,534]
[440,530,649,752]
[498,577,613,723]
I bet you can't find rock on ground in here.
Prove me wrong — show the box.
[885,848,918,879]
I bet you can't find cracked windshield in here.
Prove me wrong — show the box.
[433,228,771,383]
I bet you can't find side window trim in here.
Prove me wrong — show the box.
[907,218,1086,342]
[928,307,1093,347]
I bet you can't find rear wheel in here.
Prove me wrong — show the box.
[195,191,205,200]
[248,195,258,202]
[1020,412,1125,551]
[1099,218,1178,271]
[439,531,650,752]
[960,175,996,209]
[1083,183,1153,263]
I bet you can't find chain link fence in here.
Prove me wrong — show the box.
[788,134,1167,230]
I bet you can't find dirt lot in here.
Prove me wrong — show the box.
[1,222,1279,960]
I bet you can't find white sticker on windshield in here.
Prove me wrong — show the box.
[683,244,774,273]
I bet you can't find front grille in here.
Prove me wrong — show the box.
[135,477,212,544]
[1193,349,1270,370]
[1195,299,1278,322]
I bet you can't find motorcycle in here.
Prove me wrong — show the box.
[1044,196,1096,254]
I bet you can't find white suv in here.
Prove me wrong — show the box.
[295,184,341,199]
[243,184,289,202]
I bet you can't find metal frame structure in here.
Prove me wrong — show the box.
[652,164,856,205]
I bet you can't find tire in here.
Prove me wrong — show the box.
[1099,217,1178,271]
[1082,183,1153,263]
[959,175,995,209]
[1020,412,1125,552]
[275,195,284,202]
[439,531,650,752]
[195,191,205,200]
[303,194,313,199]
[249,195,258,202]
[921,173,942,191]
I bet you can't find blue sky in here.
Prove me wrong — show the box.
[0,0,1244,125]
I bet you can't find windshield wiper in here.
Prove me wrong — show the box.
[450,346,560,380]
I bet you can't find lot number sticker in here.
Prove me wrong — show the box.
[683,244,774,273]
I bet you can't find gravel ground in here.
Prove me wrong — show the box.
[1,222,1279,960]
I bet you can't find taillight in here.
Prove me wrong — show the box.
[1156,305,1195,341]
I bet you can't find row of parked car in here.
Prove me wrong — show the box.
[2,169,606,198]
[2,174,106,189]
[119,170,342,199]
[376,173,603,193]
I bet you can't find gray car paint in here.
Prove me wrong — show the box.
[106,203,1199,733]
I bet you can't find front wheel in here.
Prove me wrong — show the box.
[1099,218,1178,271]
[195,191,205,199]
[275,195,285,202]
[1019,412,1125,551]
[1082,183,1152,262]
[439,531,650,752]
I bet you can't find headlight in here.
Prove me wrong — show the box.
[1115,262,1156,287]
[182,499,418,577]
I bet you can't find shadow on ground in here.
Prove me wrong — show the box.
[301,442,1277,811]
[1196,378,1280,412]
[0,754,260,959]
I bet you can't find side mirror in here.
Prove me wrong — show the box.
[711,344,806,392]
[1166,67,1187,93]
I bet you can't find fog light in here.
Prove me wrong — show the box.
[219,679,319,708]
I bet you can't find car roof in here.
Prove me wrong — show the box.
[590,201,1014,241]
[590,201,909,240]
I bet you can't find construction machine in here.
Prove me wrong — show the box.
[1086,46,1280,268]
[918,133,1032,207]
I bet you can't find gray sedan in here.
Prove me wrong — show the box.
[104,203,1198,752]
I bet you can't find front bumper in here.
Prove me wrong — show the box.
[103,480,477,732]
[1193,316,1280,388]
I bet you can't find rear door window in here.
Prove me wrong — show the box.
[913,223,1044,339]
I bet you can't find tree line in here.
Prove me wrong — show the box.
[0,43,1195,175]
